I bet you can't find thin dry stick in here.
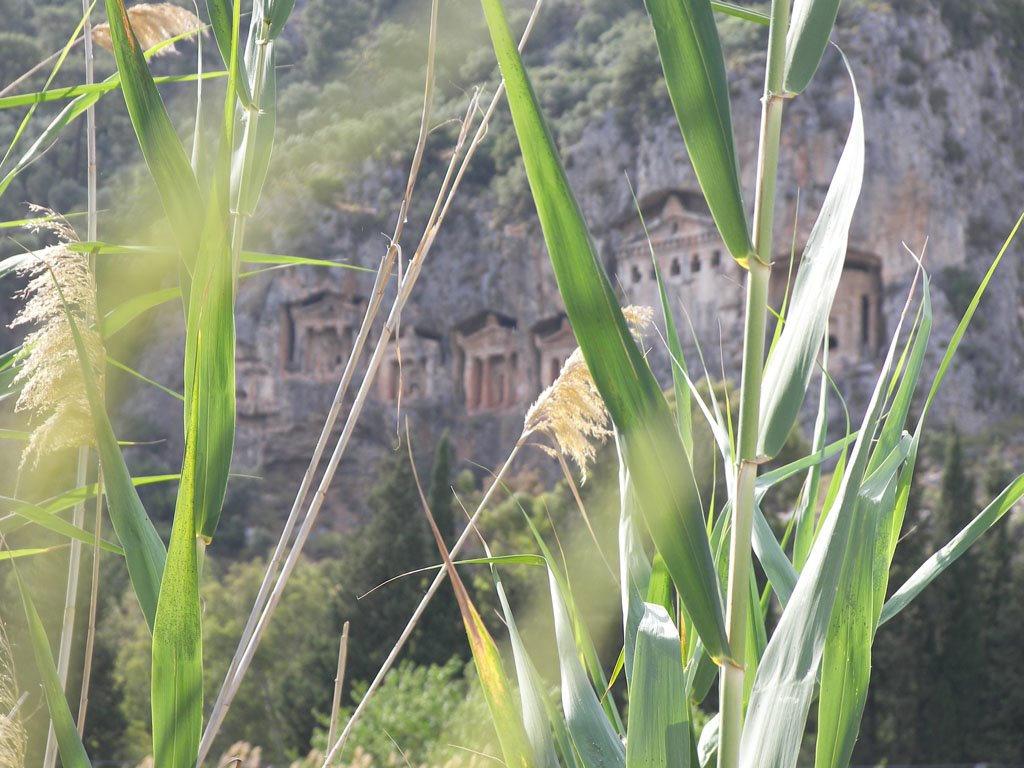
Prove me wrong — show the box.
[0,39,82,99]
[326,621,350,752]
[75,0,99,736]
[322,437,526,767]
[205,2,544,754]
[76,466,103,734]
[43,447,89,768]
[199,0,442,755]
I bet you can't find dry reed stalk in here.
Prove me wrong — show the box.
[77,466,104,735]
[198,0,443,755]
[321,437,527,767]
[326,621,351,751]
[204,2,546,756]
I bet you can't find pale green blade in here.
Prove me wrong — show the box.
[618,434,652,686]
[644,0,753,264]
[548,568,626,768]
[0,497,123,554]
[625,604,689,768]
[205,0,251,106]
[16,574,93,767]
[635,184,692,457]
[0,545,67,560]
[739,286,915,768]
[711,1,769,24]
[151,355,204,768]
[784,0,841,95]
[102,287,181,338]
[102,0,204,265]
[0,70,225,110]
[880,472,1024,626]
[480,0,730,661]
[792,339,829,571]
[814,445,904,768]
[758,56,863,459]
[494,570,560,768]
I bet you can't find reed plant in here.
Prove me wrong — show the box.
[379,2,1024,768]
[0,0,500,765]
[1,1,1022,767]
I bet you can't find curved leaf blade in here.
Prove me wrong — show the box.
[102,0,204,264]
[758,56,863,459]
[151,356,203,768]
[480,0,730,662]
[645,0,753,263]
[784,0,841,95]
[16,576,93,768]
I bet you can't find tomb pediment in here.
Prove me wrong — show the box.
[282,290,366,378]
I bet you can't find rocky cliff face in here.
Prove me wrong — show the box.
[5,0,1023,535]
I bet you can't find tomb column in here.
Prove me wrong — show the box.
[481,354,492,410]
[502,351,512,406]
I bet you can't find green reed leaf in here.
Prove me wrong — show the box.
[784,0,841,95]
[758,55,863,459]
[645,0,753,265]
[480,0,730,662]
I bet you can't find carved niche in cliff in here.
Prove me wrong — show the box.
[531,313,576,389]
[453,311,526,413]
[280,291,366,379]
[376,325,445,402]
[827,249,883,368]
[614,190,744,339]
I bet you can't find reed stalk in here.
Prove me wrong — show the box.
[717,2,789,767]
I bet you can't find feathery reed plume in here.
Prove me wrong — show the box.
[524,305,652,480]
[92,2,204,56]
[0,619,27,768]
[9,206,104,469]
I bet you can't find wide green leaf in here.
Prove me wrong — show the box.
[626,603,689,768]
[16,574,93,767]
[645,0,753,264]
[758,57,863,458]
[480,0,730,662]
[151,354,204,768]
[102,0,204,265]
[784,0,841,95]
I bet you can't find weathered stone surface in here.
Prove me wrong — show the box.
[4,1,1023,532]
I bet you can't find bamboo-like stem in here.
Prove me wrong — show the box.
[43,447,89,768]
[717,1,789,767]
[320,439,526,767]
[326,621,351,752]
[77,467,103,735]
